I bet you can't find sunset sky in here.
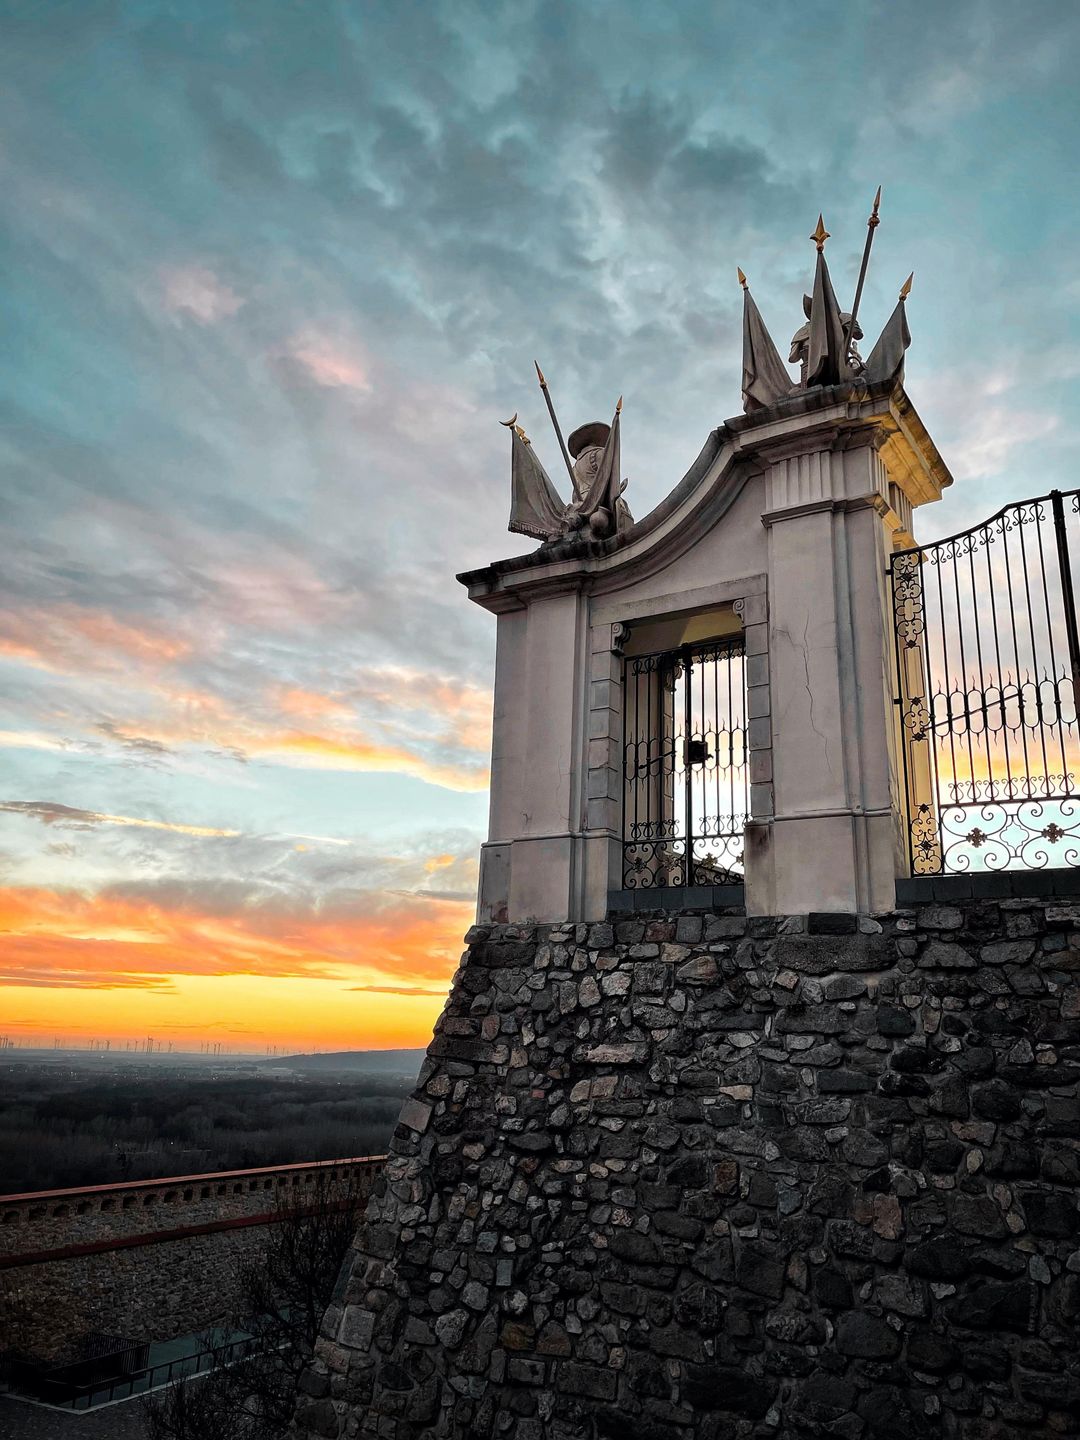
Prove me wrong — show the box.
[3,0,1080,1051]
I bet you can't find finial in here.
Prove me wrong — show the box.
[811,214,830,252]
[869,185,882,228]
[737,266,748,289]
[616,395,623,413]
[500,412,530,444]
[501,411,529,443]
[534,360,547,388]
[899,272,914,300]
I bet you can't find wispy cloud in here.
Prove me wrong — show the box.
[347,984,449,996]
[159,265,243,324]
[0,880,471,991]
[286,332,372,392]
[0,801,240,838]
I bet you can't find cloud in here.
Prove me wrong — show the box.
[0,800,240,838]
[347,984,449,996]
[950,408,1061,483]
[0,731,90,755]
[0,878,472,991]
[286,332,372,392]
[276,688,353,720]
[249,730,486,791]
[159,265,243,324]
[0,605,196,676]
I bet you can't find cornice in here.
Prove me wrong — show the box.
[458,380,953,614]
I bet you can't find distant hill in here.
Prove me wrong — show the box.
[266,1049,426,1078]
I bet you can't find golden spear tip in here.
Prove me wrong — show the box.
[616,395,623,413]
[737,266,747,288]
[811,214,830,251]
[900,271,914,299]
[534,360,547,387]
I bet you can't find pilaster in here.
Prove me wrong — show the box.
[750,436,901,914]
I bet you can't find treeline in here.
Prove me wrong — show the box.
[0,1068,410,1194]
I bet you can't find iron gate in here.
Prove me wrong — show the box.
[891,488,1080,875]
[622,636,748,888]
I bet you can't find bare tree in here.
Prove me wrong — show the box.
[146,1169,366,1440]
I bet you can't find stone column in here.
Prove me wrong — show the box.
[476,588,591,925]
[579,622,626,920]
[751,435,902,914]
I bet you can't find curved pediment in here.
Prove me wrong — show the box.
[459,379,951,613]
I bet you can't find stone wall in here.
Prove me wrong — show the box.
[294,899,1080,1440]
[1,1158,383,1364]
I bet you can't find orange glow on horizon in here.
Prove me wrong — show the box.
[3,973,449,1052]
[0,884,471,1048]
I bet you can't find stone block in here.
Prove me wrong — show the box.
[339,1305,375,1350]
[559,1361,617,1400]
[577,1042,649,1065]
[835,1310,902,1359]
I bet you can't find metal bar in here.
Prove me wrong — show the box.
[1002,512,1035,801]
[1034,504,1070,782]
[934,549,959,829]
[951,533,977,807]
[1016,502,1052,796]
[844,185,881,359]
[890,555,916,873]
[534,362,575,482]
[622,656,631,887]
[894,487,1080,561]
[683,646,693,883]
[1052,489,1080,722]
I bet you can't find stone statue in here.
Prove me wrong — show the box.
[739,198,913,409]
[505,371,633,545]
[566,421,633,538]
[788,293,864,383]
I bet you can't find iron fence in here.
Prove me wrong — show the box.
[891,488,1080,875]
[3,1333,260,1410]
[622,636,748,888]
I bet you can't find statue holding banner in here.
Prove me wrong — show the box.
[504,368,633,545]
[738,190,914,413]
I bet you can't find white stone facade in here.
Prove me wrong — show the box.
[459,380,952,923]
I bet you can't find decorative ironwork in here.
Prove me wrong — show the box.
[891,488,1080,875]
[622,637,747,888]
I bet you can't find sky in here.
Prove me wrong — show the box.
[2,0,1080,1053]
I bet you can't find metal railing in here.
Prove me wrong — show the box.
[622,636,748,888]
[891,488,1080,875]
[3,1333,261,1410]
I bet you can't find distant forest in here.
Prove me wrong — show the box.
[0,1065,412,1194]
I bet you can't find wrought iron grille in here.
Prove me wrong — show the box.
[891,488,1080,875]
[622,636,748,888]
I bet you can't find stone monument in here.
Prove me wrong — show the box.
[293,201,1080,1440]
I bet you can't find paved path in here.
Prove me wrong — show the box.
[0,1394,150,1440]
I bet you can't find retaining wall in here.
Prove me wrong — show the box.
[1,1157,384,1364]
[294,900,1080,1440]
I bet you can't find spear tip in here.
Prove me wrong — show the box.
[870,184,882,225]
[811,214,830,251]
[534,360,547,387]
[900,271,914,300]
[616,395,623,413]
[737,265,747,288]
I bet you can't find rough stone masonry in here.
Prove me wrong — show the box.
[294,898,1080,1440]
